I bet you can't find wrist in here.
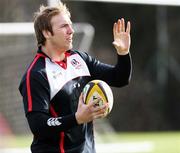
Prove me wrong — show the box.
[117,50,129,55]
[75,112,83,125]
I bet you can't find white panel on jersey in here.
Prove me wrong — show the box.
[46,53,91,99]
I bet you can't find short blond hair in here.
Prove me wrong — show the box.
[34,2,71,46]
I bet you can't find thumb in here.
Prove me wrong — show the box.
[112,41,118,46]
[79,93,85,105]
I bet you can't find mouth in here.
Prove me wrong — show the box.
[68,39,72,42]
[66,36,73,42]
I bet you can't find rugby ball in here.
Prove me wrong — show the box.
[82,80,114,115]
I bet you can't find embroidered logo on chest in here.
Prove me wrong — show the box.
[70,58,82,69]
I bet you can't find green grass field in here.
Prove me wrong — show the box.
[98,132,180,153]
[1,132,180,153]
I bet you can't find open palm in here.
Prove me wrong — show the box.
[113,18,131,55]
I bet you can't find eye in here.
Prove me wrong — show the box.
[61,24,68,28]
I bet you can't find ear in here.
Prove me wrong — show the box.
[42,30,52,39]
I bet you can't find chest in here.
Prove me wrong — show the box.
[45,53,90,100]
[45,54,91,114]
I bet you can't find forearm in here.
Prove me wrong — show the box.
[114,53,132,86]
[26,112,78,137]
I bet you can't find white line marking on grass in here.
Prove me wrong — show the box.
[96,141,154,153]
[0,148,30,153]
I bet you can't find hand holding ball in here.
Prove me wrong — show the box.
[82,80,114,116]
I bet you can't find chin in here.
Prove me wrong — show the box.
[66,44,73,50]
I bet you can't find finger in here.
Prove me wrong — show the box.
[92,103,109,119]
[93,114,103,119]
[113,22,117,37]
[126,21,131,34]
[121,18,125,32]
[92,103,107,112]
[94,102,109,113]
[79,93,84,104]
[93,110,107,119]
[117,19,121,33]
[88,97,101,107]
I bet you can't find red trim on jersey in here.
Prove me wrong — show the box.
[60,132,65,153]
[55,60,67,69]
[36,53,47,58]
[65,51,71,57]
[49,105,58,117]
[26,54,41,112]
[55,51,71,70]
[50,105,65,153]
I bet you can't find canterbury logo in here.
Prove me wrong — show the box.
[47,117,62,126]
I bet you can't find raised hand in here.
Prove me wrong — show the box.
[113,18,131,55]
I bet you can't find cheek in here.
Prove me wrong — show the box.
[58,31,66,40]
[54,34,65,42]
[52,30,67,43]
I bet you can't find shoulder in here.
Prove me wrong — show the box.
[19,55,46,86]
[68,50,91,62]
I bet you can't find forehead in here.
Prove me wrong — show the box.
[51,13,72,26]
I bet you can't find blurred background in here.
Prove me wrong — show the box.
[0,0,180,153]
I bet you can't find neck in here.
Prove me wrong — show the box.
[42,45,66,62]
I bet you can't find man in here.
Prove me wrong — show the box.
[19,2,132,153]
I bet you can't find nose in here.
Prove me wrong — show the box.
[68,25,74,35]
